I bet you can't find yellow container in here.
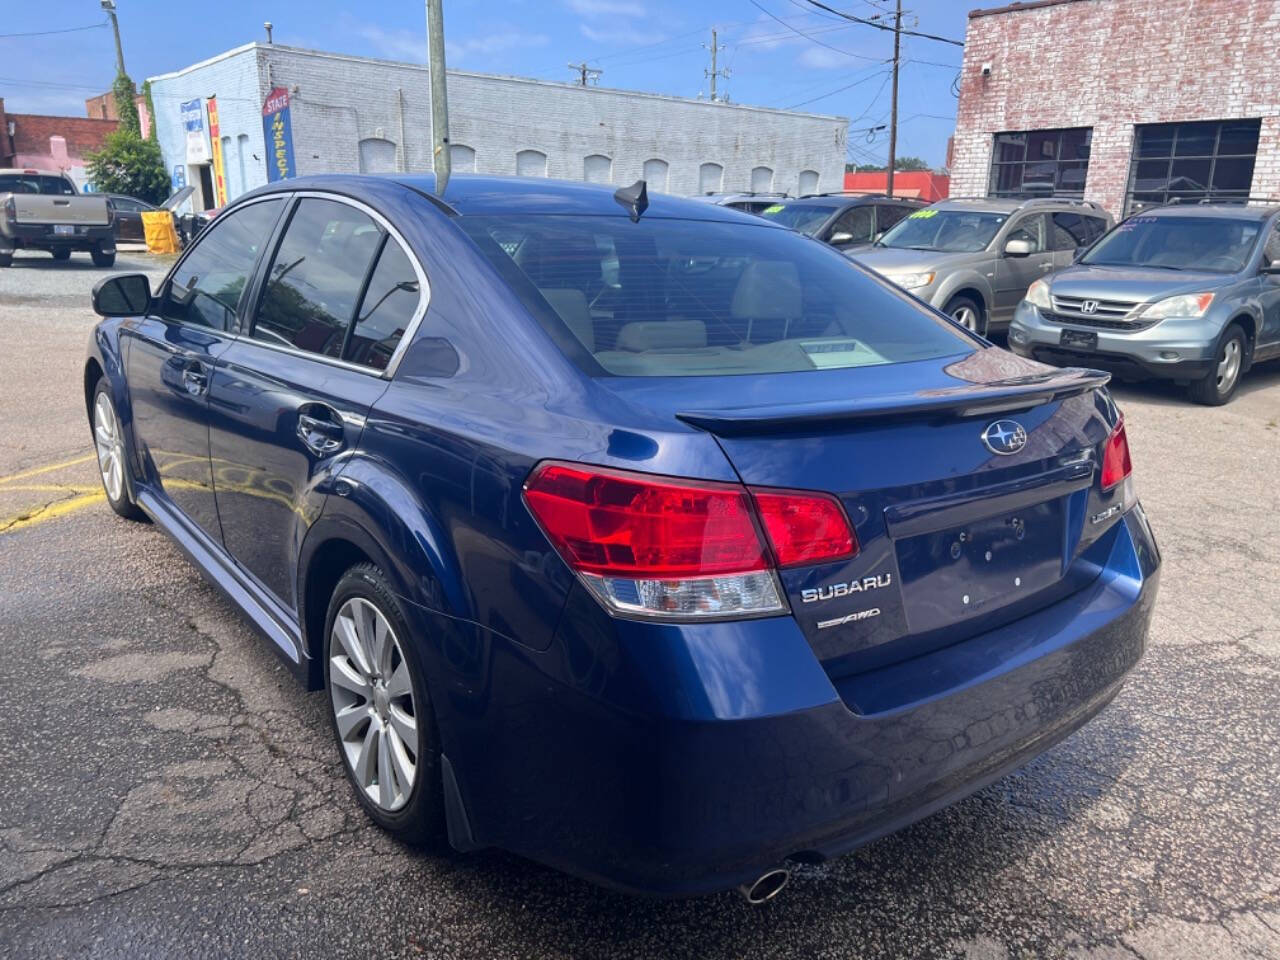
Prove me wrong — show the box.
[140,210,180,254]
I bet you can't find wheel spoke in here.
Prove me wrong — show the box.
[385,660,412,699]
[329,656,370,697]
[377,727,395,808]
[354,602,380,676]
[335,613,372,677]
[386,722,416,794]
[386,702,417,750]
[334,701,370,740]
[353,722,379,788]
[95,419,114,448]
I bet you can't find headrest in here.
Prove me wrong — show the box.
[730,260,802,320]
[541,288,594,352]
[616,319,707,352]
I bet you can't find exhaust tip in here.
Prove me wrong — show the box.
[737,868,790,905]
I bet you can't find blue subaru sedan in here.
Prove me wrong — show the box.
[84,174,1159,902]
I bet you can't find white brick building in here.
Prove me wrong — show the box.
[148,43,848,210]
[951,0,1280,218]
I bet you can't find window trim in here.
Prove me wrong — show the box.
[235,190,431,379]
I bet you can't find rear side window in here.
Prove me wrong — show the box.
[162,198,283,331]
[252,198,383,359]
[458,214,973,377]
[346,239,421,370]
[0,174,77,195]
[1051,212,1090,249]
[1085,216,1108,243]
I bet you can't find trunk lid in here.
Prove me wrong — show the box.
[604,349,1122,676]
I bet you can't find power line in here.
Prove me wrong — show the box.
[746,0,887,64]
[0,20,108,40]
[802,0,964,46]
[784,66,890,110]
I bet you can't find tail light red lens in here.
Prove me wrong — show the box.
[750,489,857,568]
[522,463,768,579]
[524,462,859,620]
[1101,416,1133,490]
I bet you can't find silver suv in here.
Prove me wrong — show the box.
[1010,202,1280,405]
[850,197,1113,334]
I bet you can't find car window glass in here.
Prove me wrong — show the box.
[161,199,284,331]
[830,206,874,243]
[253,198,384,359]
[1083,216,1107,243]
[346,238,421,371]
[877,204,914,233]
[116,198,144,212]
[1007,214,1047,252]
[1263,224,1280,268]
[1051,212,1090,250]
[1082,215,1260,273]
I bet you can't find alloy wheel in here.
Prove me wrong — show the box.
[328,597,418,812]
[93,392,125,502]
[1217,337,1242,392]
[951,305,978,331]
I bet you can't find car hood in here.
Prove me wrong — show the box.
[848,247,981,275]
[1049,264,1237,303]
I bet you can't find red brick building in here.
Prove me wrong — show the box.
[0,98,119,190]
[950,0,1280,217]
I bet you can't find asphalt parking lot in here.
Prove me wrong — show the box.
[1,247,1278,960]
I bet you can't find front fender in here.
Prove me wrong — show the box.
[930,268,996,313]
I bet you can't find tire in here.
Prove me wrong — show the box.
[90,243,115,268]
[91,379,145,520]
[944,294,986,335]
[0,252,11,268]
[52,249,71,261]
[1188,323,1246,406]
[324,563,445,844]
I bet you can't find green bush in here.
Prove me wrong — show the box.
[85,129,170,204]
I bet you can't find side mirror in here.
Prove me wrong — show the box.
[92,273,153,317]
[828,231,855,246]
[1004,238,1034,257]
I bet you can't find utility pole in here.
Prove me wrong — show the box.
[100,0,126,76]
[703,29,730,102]
[567,62,602,86]
[425,0,451,195]
[886,0,901,197]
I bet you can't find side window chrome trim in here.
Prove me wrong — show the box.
[286,189,431,380]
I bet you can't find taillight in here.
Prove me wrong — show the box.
[1101,415,1132,491]
[524,462,857,620]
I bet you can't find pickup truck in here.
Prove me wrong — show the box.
[0,169,115,267]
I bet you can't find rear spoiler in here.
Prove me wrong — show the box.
[677,367,1111,435]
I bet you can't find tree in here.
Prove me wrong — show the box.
[112,72,140,137]
[141,80,157,142]
[846,156,934,173]
[85,129,170,204]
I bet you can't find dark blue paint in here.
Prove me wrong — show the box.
[85,174,1160,897]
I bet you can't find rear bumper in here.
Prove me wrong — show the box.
[454,506,1160,896]
[1010,302,1215,380]
[0,222,114,253]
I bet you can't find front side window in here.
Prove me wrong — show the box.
[1081,215,1261,274]
[1262,222,1280,269]
[458,214,973,378]
[829,206,874,244]
[989,127,1092,199]
[1005,214,1047,252]
[878,209,1008,253]
[161,198,284,331]
[877,204,915,234]
[252,198,383,357]
[1125,119,1260,215]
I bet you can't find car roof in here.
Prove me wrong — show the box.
[928,197,1110,216]
[1131,202,1279,221]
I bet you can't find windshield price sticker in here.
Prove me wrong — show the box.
[763,204,785,214]
[909,209,939,219]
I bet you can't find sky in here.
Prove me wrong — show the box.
[0,0,971,169]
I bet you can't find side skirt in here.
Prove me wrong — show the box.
[135,487,307,681]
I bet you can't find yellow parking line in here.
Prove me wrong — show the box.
[0,454,96,486]
[0,484,100,495]
[0,491,106,534]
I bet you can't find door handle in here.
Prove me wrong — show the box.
[297,407,345,456]
[182,360,209,396]
[1040,261,1054,269]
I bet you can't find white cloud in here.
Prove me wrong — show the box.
[565,0,647,16]
[353,22,549,65]
[447,31,550,62]
[798,46,849,70]
[580,24,666,45]
[356,24,427,63]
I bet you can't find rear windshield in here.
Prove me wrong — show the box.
[0,174,77,195]
[1081,215,1261,273]
[756,201,842,235]
[457,214,973,377]
[878,209,1007,252]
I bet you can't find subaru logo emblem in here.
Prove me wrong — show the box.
[981,420,1028,456]
[1080,299,1099,314]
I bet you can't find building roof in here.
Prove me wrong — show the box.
[969,0,1092,19]
[147,42,846,124]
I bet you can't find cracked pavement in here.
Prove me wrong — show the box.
[1,249,1279,958]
